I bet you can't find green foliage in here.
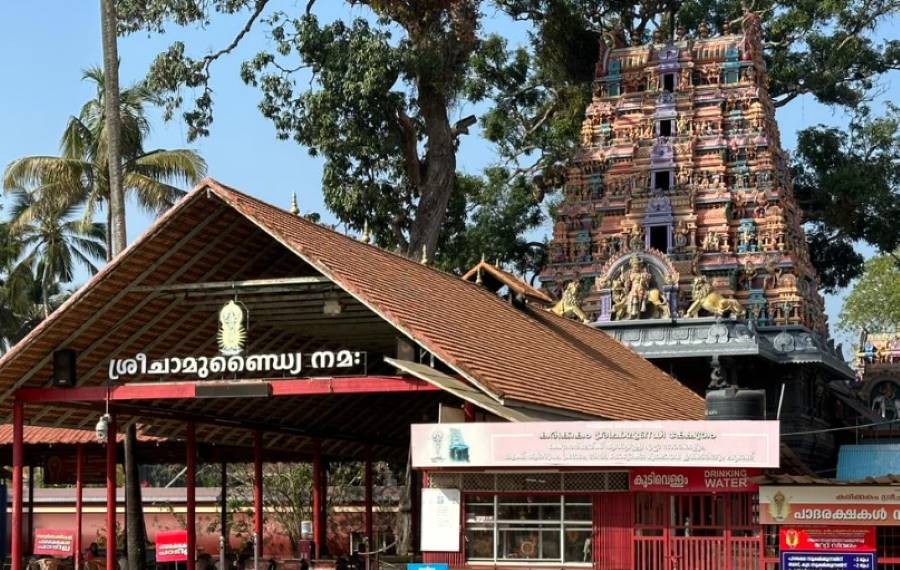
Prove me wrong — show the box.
[3,67,206,256]
[8,190,107,317]
[794,105,900,290]
[121,0,899,284]
[838,253,900,333]
[435,169,544,274]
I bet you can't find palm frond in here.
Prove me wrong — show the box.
[131,148,206,183]
[3,156,90,194]
[60,117,94,160]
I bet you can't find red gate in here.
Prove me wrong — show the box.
[631,493,762,570]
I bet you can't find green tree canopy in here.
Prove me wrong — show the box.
[838,253,900,334]
[118,0,899,281]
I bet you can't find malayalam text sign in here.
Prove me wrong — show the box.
[155,530,189,562]
[631,467,760,492]
[33,529,74,557]
[411,421,779,469]
[781,552,875,570]
[760,486,900,526]
[780,527,876,552]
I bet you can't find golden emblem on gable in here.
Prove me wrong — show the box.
[218,300,247,356]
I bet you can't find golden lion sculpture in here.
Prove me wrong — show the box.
[685,276,744,318]
[550,281,590,323]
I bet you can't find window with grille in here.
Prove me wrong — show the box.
[464,494,593,564]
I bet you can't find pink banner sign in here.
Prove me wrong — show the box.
[155,530,189,562]
[33,529,74,557]
[630,467,761,492]
[411,421,780,469]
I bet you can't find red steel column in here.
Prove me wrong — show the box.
[11,400,24,570]
[253,430,263,559]
[75,444,84,570]
[364,448,374,549]
[26,464,34,554]
[186,422,197,570]
[312,445,323,558]
[106,414,117,570]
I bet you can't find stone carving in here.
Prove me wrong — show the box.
[550,281,590,323]
[539,19,828,337]
[610,255,671,320]
[686,276,744,319]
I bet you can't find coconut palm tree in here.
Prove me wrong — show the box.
[3,67,206,258]
[8,190,106,317]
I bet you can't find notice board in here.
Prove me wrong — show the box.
[421,488,460,552]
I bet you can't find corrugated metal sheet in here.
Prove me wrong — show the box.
[837,444,900,481]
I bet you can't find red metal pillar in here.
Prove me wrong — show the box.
[253,430,263,560]
[312,445,323,558]
[364,448,374,549]
[26,464,34,554]
[75,444,84,570]
[105,414,117,570]
[11,400,24,570]
[186,422,197,570]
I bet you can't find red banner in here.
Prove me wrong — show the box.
[780,527,876,552]
[630,468,760,492]
[33,529,75,557]
[155,530,188,562]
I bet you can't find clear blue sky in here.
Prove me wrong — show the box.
[0,2,895,350]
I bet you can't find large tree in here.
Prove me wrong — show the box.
[838,253,900,334]
[118,0,899,279]
[793,105,900,291]
[101,0,128,256]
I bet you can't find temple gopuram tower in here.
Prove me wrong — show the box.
[541,14,854,471]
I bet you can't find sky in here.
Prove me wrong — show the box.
[0,2,895,352]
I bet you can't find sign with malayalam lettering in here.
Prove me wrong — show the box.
[411,421,779,469]
[630,467,760,492]
[760,486,900,526]
[108,301,367,381]
[420,488,460,552]
[155,530,189,562]
[33,529,74,556]
[781,552,875,570]
[780,527,876,552]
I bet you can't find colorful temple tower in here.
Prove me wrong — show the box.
[541,14,853,470]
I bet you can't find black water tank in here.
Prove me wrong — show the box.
[705,387,766,420]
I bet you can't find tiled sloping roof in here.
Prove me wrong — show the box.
[0,425,163,445]
[461,261,554,306]
[206,179,704,420]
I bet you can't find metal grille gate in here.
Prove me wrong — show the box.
[633,492,762,570]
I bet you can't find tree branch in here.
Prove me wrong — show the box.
[201,0,271,75]
[773,90,802,108]
[396,108,422,188]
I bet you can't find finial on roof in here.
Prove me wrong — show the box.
[481,252,486,264]
[361,220,371,244]
[289,192,300,216]
[421,244,429,265]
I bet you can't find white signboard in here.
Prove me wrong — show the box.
[411,420,780,469]
[421,488,461,552]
